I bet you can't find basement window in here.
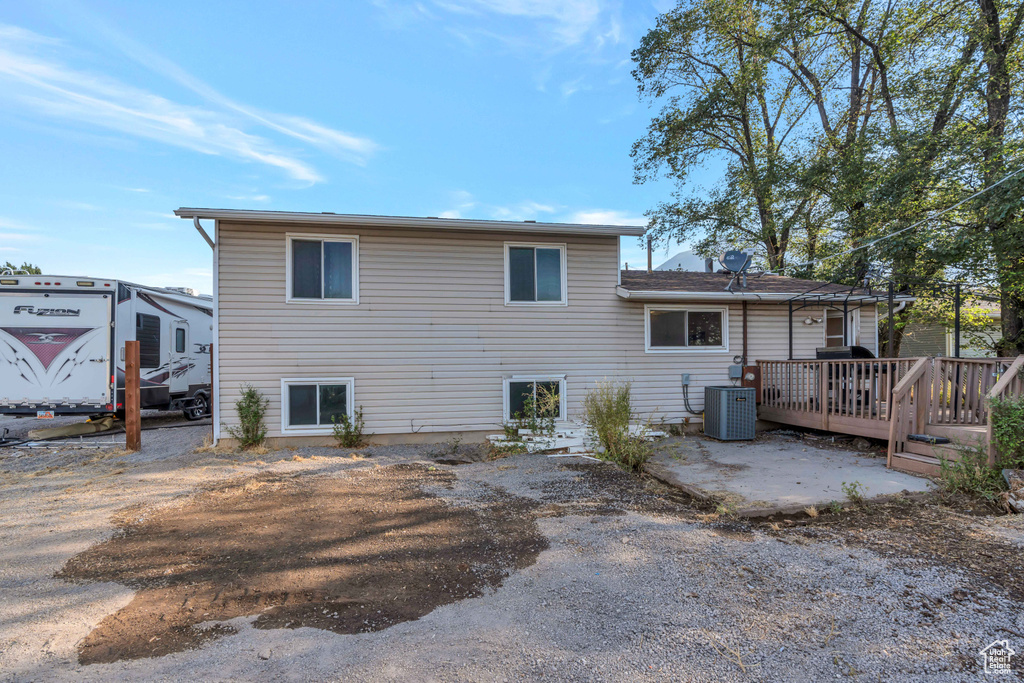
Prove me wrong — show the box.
[281,378,354,432]
[505,243,566,305]
[504,376,566,422]
[645,306,728,352]
[287,234,358,304]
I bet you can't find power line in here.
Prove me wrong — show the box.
[779,165,1024,275]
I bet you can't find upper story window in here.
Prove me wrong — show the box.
[286,233,359,304]
[505,243,566,305]
[645,305,728,353]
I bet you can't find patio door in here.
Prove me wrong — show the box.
[825,310,860,347]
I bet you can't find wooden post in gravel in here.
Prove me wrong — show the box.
[125,340,141,452]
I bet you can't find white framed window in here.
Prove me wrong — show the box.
[644,305,729,353]
[286,233,359,304]
[504,242,567,306]
[503,375,566,422]
[280,377,354,434]
[824,309,860,347]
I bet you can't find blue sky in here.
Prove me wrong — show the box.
[0,0,686,293]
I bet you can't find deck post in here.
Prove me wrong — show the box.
[954,283,961,358]
[887,283,894,357]
[788,301,793,360]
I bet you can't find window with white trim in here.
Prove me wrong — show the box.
[504,376,566,421]
[286,234,358,303]
[505,243,566,305]
[645,306,728,352]
[281,377,354,432]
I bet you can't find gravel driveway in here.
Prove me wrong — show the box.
[1,427,1022,681]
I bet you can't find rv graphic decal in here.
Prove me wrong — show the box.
[0,327,94,370]
[13,305,81,317]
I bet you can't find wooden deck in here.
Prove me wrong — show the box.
[758,355,1024,476]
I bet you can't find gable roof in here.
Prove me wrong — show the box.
[175,208,647,238]
[617,270,909,303]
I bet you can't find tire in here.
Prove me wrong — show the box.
[184,392,209,421]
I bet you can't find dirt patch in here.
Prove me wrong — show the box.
[57,463,547,664]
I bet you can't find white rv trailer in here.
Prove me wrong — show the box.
[0,274,213,419]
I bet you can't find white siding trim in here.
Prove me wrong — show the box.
[285,232,359,305]
[644,304,730,353]
[503,375,567,421]
[503,242,568,307]
[280,377,355,435]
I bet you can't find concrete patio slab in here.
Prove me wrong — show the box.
[645,432,934,516]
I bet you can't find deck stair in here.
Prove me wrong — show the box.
[758,354,1024,479]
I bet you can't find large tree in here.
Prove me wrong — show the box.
[631,0,819,270]
[1,261,41,274]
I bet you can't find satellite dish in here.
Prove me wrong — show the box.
[720,250,752,273]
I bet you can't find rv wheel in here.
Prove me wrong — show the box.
[185,392,209,421]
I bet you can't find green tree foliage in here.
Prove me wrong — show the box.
[634,0,1024,353]
[2,261,41,274]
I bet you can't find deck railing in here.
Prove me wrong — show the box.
[760,355,1020,463]
[985,355,1024,465]
[759,358,916,437]
[929,357,1015,426]
[886,357,932,466]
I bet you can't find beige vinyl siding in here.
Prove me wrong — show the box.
[216,221,865,439]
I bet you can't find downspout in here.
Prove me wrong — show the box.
[193,217,218,445]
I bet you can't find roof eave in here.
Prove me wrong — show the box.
[615,287,916,303]
[175,208,647,237]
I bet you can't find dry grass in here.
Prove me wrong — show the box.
[804,505,819,518]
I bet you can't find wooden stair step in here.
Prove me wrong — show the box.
[890,452,941,477]
[903,439,962,462]
[923,424,987,446]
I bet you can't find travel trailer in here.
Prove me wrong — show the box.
[0,274,213,419]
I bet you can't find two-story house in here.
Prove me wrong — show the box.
[176,208,877,446]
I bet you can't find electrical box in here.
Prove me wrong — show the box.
[681,373,691,386]
[727,365,743,380]
[703,386,756,441]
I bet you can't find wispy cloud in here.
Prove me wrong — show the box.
[0,23,378,183]
[438,191,558,220]
[433,0,605,46]
[376,0,625,57]
[567,209,647,226]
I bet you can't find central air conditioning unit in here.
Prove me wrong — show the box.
[703,386,756,441]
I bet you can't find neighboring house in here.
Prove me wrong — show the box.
[176,208,878,446]
[898,305,1002,358]
[655,250,706,272]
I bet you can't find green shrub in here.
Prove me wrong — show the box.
[582,381,653,472]
[511,385,559,436]
[940,446,1007,502]
[226,383,268,450]
[331,406,366,448]
[942,395,1024,505]
[990,395,1024,468]
[841,480,867,504]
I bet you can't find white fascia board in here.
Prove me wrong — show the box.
[616,287,916,303]
[175,208,647,238]
[617,287,784,302]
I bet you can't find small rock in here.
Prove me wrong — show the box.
[258,649,272,661]
[851,437,872,451]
